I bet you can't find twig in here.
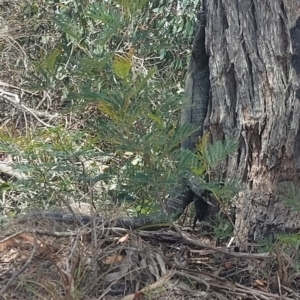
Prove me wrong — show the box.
[175,270,210,290]
[0,80,36,95]
[26,229,89,237]
[120,270,176,300]
[0,88,57,127]
[281,285,300,300]
[0,162,27,180]
[0,230,25,243]
[0,236,37,296]
[234,283,295,300]
[172,223,275,260]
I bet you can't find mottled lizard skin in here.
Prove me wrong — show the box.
[181,12,209,150]
[181,12,210,228]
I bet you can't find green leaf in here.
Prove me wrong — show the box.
[85,3,119,23]
[113,53,132,80]
[0,183,12,191]
[114,0,149,13]
[53,17,80,40]
[147,112,164,130]
[177,123,200,144]
[278,182,300,211]
[204,139,238,168]
[127,67,157,99]
[277,233,300,247]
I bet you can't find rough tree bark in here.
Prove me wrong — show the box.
[204,1,300,241]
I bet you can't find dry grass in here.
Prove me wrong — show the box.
[0,0,61,135]
[0,216,299,299]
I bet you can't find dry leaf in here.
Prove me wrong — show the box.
[118,234,129,244]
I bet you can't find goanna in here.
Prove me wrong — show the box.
[20,12,210,230]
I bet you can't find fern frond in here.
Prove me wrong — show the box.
[204,138,238,168]
[178,123,201,144]
[277,233,300,247]
[176,148,200,171]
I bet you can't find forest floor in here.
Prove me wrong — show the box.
[0,215,299,300]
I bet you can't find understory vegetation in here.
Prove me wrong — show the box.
[0,0,200,216]
[0,0,236,228]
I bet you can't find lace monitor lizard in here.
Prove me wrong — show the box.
[181,12,210,229]
[20,12,210,230]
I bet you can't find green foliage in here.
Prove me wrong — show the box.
[1,0,206,216]
[250,182,300,262]
[188,136,239,232]
[263,234,300,273]
[193,136,240,200]
[1,0,239,223]
[203,212,234,241]
[1,128,105,211]
[277,233,300,248]
[277,181,300,212]
[194,137,239,174]
[22,0,202,95]
[271,181,300,256]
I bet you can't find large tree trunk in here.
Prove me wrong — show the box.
[205,1,300,242]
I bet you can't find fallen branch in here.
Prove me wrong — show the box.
[0,87,58,127]
[172,223,275,260]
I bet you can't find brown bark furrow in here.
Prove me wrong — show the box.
[206,0,300,241]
